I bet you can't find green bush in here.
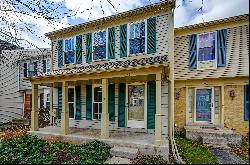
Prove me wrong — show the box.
[0,135,111,164]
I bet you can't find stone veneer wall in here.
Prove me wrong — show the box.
[224,85,249,135]
[174,87,186,128]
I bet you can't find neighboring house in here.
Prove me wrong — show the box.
[174,14,249,135]
[0,39,21,54]
[0,49,51,123]
[26,0,176,147]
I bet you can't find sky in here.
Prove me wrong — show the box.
[0,0,249,49]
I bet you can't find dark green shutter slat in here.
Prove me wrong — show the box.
[217,29,228,67]
[24,63,27,77]
[76,35,83,64]
[108,84,115,121]
[147,81,156,129]
[108,27,116,59]
[58,40,63,68]
[118,83,126,127]
[86,85,92,120]
[120,24,127,58]
[86,33,92,64]
[42,60,46,73]
[188,34,197,69]
[58,87,62,119]
[34,61,38,76]
[147,17,157,54]
[75,86,82,120]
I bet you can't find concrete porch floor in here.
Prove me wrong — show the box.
[28,126,169,159]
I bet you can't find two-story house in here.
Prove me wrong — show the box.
[26,0,176,150]
[0,49,51,123]
[174,14,249,138]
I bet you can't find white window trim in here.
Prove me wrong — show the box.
[127,19,148,57]
[27,61,37,76]
[194,87,215,124]
[92,29,108,62]
[68,86,76,119]
[92,84,102,120]
[197,31,217,70]
[63,37,76,65]
[46,59,51,72]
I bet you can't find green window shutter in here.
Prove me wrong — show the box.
[120,24,127,58]
[118,83,126,127]
[108,27,116,59]
[76,35,83,64]
[147,81,156,129]
[108,84,115,121]
[147,17,157,54]
[188,34,197,69]
[86,33,92,64]
[217,29,228,67]
[24,63,27,77]
[86,85,92,120]
[58,87,62,119]
[58,40,63,68]
[75,86,82,120]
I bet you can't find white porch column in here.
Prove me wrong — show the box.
[155,73,163,146]
[101,78,109,139]
[31,84,39,131]
[49,86,53,126]
[61,82,69,135]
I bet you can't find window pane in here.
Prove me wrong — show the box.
[129,22,145,55]
[94,31,106,60]
[99,103,102,113]
[198,47,215,61]
[198,32,216,62]
[68,88,74,102]
[69,103,74,118]
[94,87,102,102]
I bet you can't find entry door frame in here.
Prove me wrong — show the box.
[194,87,214,124]
[126,82,147,129]
[92,84,102,121]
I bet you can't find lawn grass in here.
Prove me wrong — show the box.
[175,135,219,164]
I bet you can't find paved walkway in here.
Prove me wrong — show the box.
[210,148,247,164]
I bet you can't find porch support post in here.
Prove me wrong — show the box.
[31,84,39,131]
[49,86,53,126]
[61,81,69,135]
[101,78,109,139]
[155,73,163,146]
[220,85,225,127]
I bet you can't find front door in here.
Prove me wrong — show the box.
[195,88,213,122]
[127,84,146,128]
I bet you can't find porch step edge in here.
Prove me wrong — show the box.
[202,136,227,145]
[110,146,139,159]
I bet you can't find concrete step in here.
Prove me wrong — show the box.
[110,146,139,159]
[105,156,131,164]
[202,136,227,145]
[205,144,231,150]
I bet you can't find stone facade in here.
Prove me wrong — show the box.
[224,85,249,135]
[174,87,186,128]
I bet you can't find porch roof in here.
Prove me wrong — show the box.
[24,55,169,83]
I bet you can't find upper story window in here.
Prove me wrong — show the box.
[42,59,51,73]
[64,38,75,64]
[93,31,107,60]
[28,63,34,76]
[129,21,146,55]
[189,29,227,70]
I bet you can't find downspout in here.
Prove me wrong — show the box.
[168,6,185,164]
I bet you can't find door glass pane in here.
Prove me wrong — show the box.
[196,89,212,122]
[128,85,145,121]
[94,87,102,102]
[69,103,74,118]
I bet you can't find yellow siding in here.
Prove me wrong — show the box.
[174,87,186,128]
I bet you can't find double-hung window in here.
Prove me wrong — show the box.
[129,21,146,55]
[64,38,75,64]
[28,63,34,76]
[46,59,51,72]
[93,31,107,60]
[197,32,217,70]
[46,93,50,110]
